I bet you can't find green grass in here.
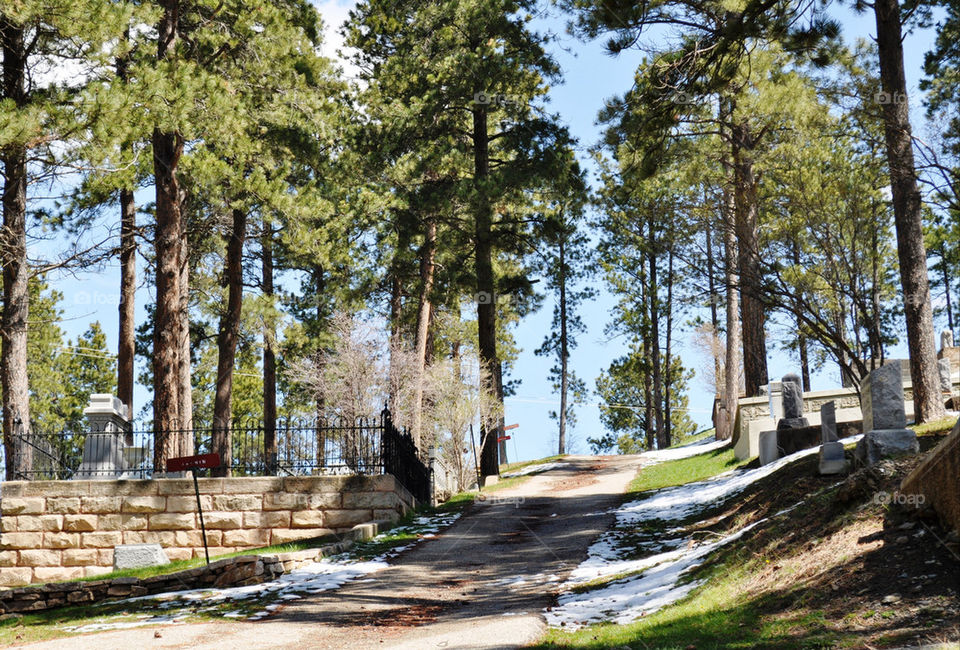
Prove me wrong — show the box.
[910,415,957,437]
[500,454,567,473]
[0,500,474,646]
[533,487,853,649]
[535,562,836,649]
[669,427,716,448]
[52,532,350,585]
[627,444,746,494]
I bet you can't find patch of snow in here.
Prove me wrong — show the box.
[99,510,460,627]
[622,435,861,525]
[639,438,728,462]
[547,435,862,628]
[547,522,761,629]
[67,615,179,633]
[501,461,567,478]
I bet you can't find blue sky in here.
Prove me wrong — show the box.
[47,1,943,463]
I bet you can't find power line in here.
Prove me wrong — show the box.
[505,395,713,414]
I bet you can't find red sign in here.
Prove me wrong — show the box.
[504,423,519,431]
[497,435,511,442]
[166,453,221,473]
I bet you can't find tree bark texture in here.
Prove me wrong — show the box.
[732,123,768,397]
[647,213,664,449]
[212,208,246,477]
[262,228,277,474]
[411,218,436,450]
[117,41,136,429]
[719,188,741,440]
[118,189,136,427]
[473,105,501,477]
[874,0,944,422]
[558,237,568,456]
[152,0,185,469]
[1,17,31,479]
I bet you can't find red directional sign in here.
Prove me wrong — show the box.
[166,453,221,473]
[497,435,511,442]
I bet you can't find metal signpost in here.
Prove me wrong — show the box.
[166,453,221,565]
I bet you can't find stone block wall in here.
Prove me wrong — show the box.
[901,419,960,534]
[0,474,413,587]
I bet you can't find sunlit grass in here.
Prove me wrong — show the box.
[910,416,957,437]
[628,445,745,494]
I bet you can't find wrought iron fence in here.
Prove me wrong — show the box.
[0,410,431,503]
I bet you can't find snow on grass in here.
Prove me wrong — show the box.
[639,437,729,462]
[546,435,862,628]
[501,461,568,478]
[66,510,460,633]
[546,521,763,628]
[621,434,861,525]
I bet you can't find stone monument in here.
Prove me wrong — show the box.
[942,329,954,350]
[759,430,779,466]
[114,544,169,571]
[938,358,952,394]
[776,374,809,431]
[818,400,846,474]
[73,394,140,480]
[854,361,919,466]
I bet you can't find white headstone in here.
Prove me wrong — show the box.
[114,544,169,571]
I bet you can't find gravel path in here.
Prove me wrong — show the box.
[17,454,645,650]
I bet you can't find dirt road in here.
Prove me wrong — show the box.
[19,455,645,650]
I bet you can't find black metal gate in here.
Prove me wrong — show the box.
[380,408,430,503]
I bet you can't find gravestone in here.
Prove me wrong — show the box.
[818,401,846,474]
[73,434,125,480]
[942,330,954,350]
[767,381,783,421]
[938,358,952,394]
[776,374,810,431]
[759,430,779,466]
[73,394,132,480]
[820,401,839,443]
[114,544,169,571]
[855,361,919,466]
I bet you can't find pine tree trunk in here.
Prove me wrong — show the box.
[116,40,136,430]
[647,213,664,449]
[558,237,568,456]
[792,245,811,391]
[473,104,501,477]
[212,208,246,477]
[705,219,723,395]
[732,123,768,397]
[719,188,741,441]
[118,189,136,426]
[1,18,31,479]
[262,228,277,474]
[178,236,193,456]
[411,218,436,450]
[152,0,184,469]
[940,243,954,335]
[387,232,406,412]
[664,246,675,448]
[874,0,945,423]
[313,265,327,467]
